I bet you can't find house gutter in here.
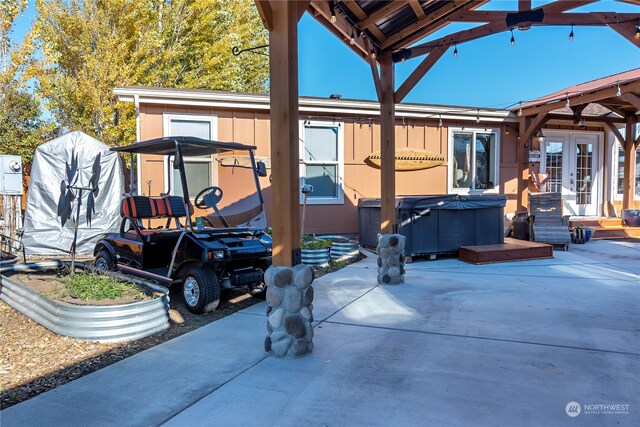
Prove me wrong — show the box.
[114,87,516,123]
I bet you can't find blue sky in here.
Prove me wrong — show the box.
[12,0,640,109]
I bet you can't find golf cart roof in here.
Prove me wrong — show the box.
[111,136,256,156]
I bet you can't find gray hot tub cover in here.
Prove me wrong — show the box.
[23,131,124,255]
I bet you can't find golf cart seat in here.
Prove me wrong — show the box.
[120,195,191,243]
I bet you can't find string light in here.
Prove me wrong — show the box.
[476,109,481,123]
[565,93,570,109]
[453,44,458,57]
[438,115,443,128]
[370,49,376,60]
[569,24,574,42]
[636,19,640,39]
[329,1,336,23]
[510,29,515,46]
[616,80,622,97]
[517,102,523,117]
[350,30,355,45]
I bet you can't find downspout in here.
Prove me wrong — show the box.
[134,94,141,195]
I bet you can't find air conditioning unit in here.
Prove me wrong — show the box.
[0,155,23,195]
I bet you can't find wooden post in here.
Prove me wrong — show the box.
[517,116,530,211]
[379,51,396,234]
[269,1,301,266]
[622,116,636,210]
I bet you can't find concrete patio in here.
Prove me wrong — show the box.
[2,239,638,426]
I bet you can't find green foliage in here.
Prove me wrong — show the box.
[0,86,52,164]
[301,239,332,250]
[26,0,269,147]
[63,272,143,301]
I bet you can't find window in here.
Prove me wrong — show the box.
[300,121,344,204]
[162,114,217,197]
[615,142,640,199]
[450,128,498,192]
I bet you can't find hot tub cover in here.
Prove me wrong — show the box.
[22,131,124,255]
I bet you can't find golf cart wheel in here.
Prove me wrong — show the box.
[182,267,221,314]
[94,250,116,271]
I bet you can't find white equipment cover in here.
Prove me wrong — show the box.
[23,131,124,255]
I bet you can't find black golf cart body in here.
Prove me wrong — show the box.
[94,136,272,313]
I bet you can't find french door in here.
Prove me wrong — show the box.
[541,132,600,216]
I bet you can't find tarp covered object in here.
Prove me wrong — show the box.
[23,131,124,255]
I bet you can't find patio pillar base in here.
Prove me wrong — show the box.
[264,265,314,357]
[377,234,406,285]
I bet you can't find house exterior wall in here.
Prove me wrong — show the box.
[136,102,520,235]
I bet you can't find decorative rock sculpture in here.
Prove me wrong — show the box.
[377,234,406,285]
[264,264,314,357]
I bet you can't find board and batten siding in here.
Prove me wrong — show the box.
[137,103,519,235]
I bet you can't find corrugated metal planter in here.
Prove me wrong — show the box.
[301,248,330,266]
[330,242,360,261]
[0,261,170,343]
[0,251,17,267]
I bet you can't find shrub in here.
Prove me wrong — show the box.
[63,273,142,301]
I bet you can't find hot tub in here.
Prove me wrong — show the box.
[358,194,507,258]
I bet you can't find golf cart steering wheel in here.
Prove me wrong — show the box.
[194,186,223,209]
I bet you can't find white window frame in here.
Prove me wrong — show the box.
[299,120,344,205]
[162,113,218,197]
[448,127,500,194]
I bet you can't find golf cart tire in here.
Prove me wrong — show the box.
[183,267,221,314]
[95,250,116,271]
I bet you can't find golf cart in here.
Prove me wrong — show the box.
[93,136,272,314]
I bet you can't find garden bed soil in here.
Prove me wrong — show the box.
[9,272,158,306]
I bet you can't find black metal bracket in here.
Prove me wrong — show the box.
[231,44,269,57]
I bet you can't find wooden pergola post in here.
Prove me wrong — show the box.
[268,1,303,266]
[517,116,530,211]
[622,116,637,210]
[379,51,396,234]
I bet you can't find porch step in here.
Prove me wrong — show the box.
[590,226,640,240]
[459,238,554,265]
[569,217,624,228]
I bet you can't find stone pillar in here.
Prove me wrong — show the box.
[377,234,406,285]
[264,264,314,356]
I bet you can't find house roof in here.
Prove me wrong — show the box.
[114,86,514,123]
[517,68,640,117]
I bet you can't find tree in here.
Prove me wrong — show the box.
[27,0,269,147]
[1,0,28,72]
[0,86,50,164]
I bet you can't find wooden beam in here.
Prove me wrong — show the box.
[364,36,382,101]
[296,1,310,22]
[255,0,273,31]
[622,116,636,209]
[622,92,640,110]
[269,0,301,266]
[520,80,640,117]
[409,1,596,55]
[518,0,531,12]
[604,121,626,149]
[520,112,550,147]
[593,12,640,48]
[309,1,369,59]
[545,113,626,124]
[380,51,396,235]
[451,12,640,25]
[394,46,447,103]
[341,0,387,42]
[359,1,408,30]
[409,0,426,20]
[382,1,479,50]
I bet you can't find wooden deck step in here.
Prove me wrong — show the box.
[590,226,640,240]
[459,238,554,265]
[569,217,624,228]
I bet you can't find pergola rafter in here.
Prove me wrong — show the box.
[254,0,640,266]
